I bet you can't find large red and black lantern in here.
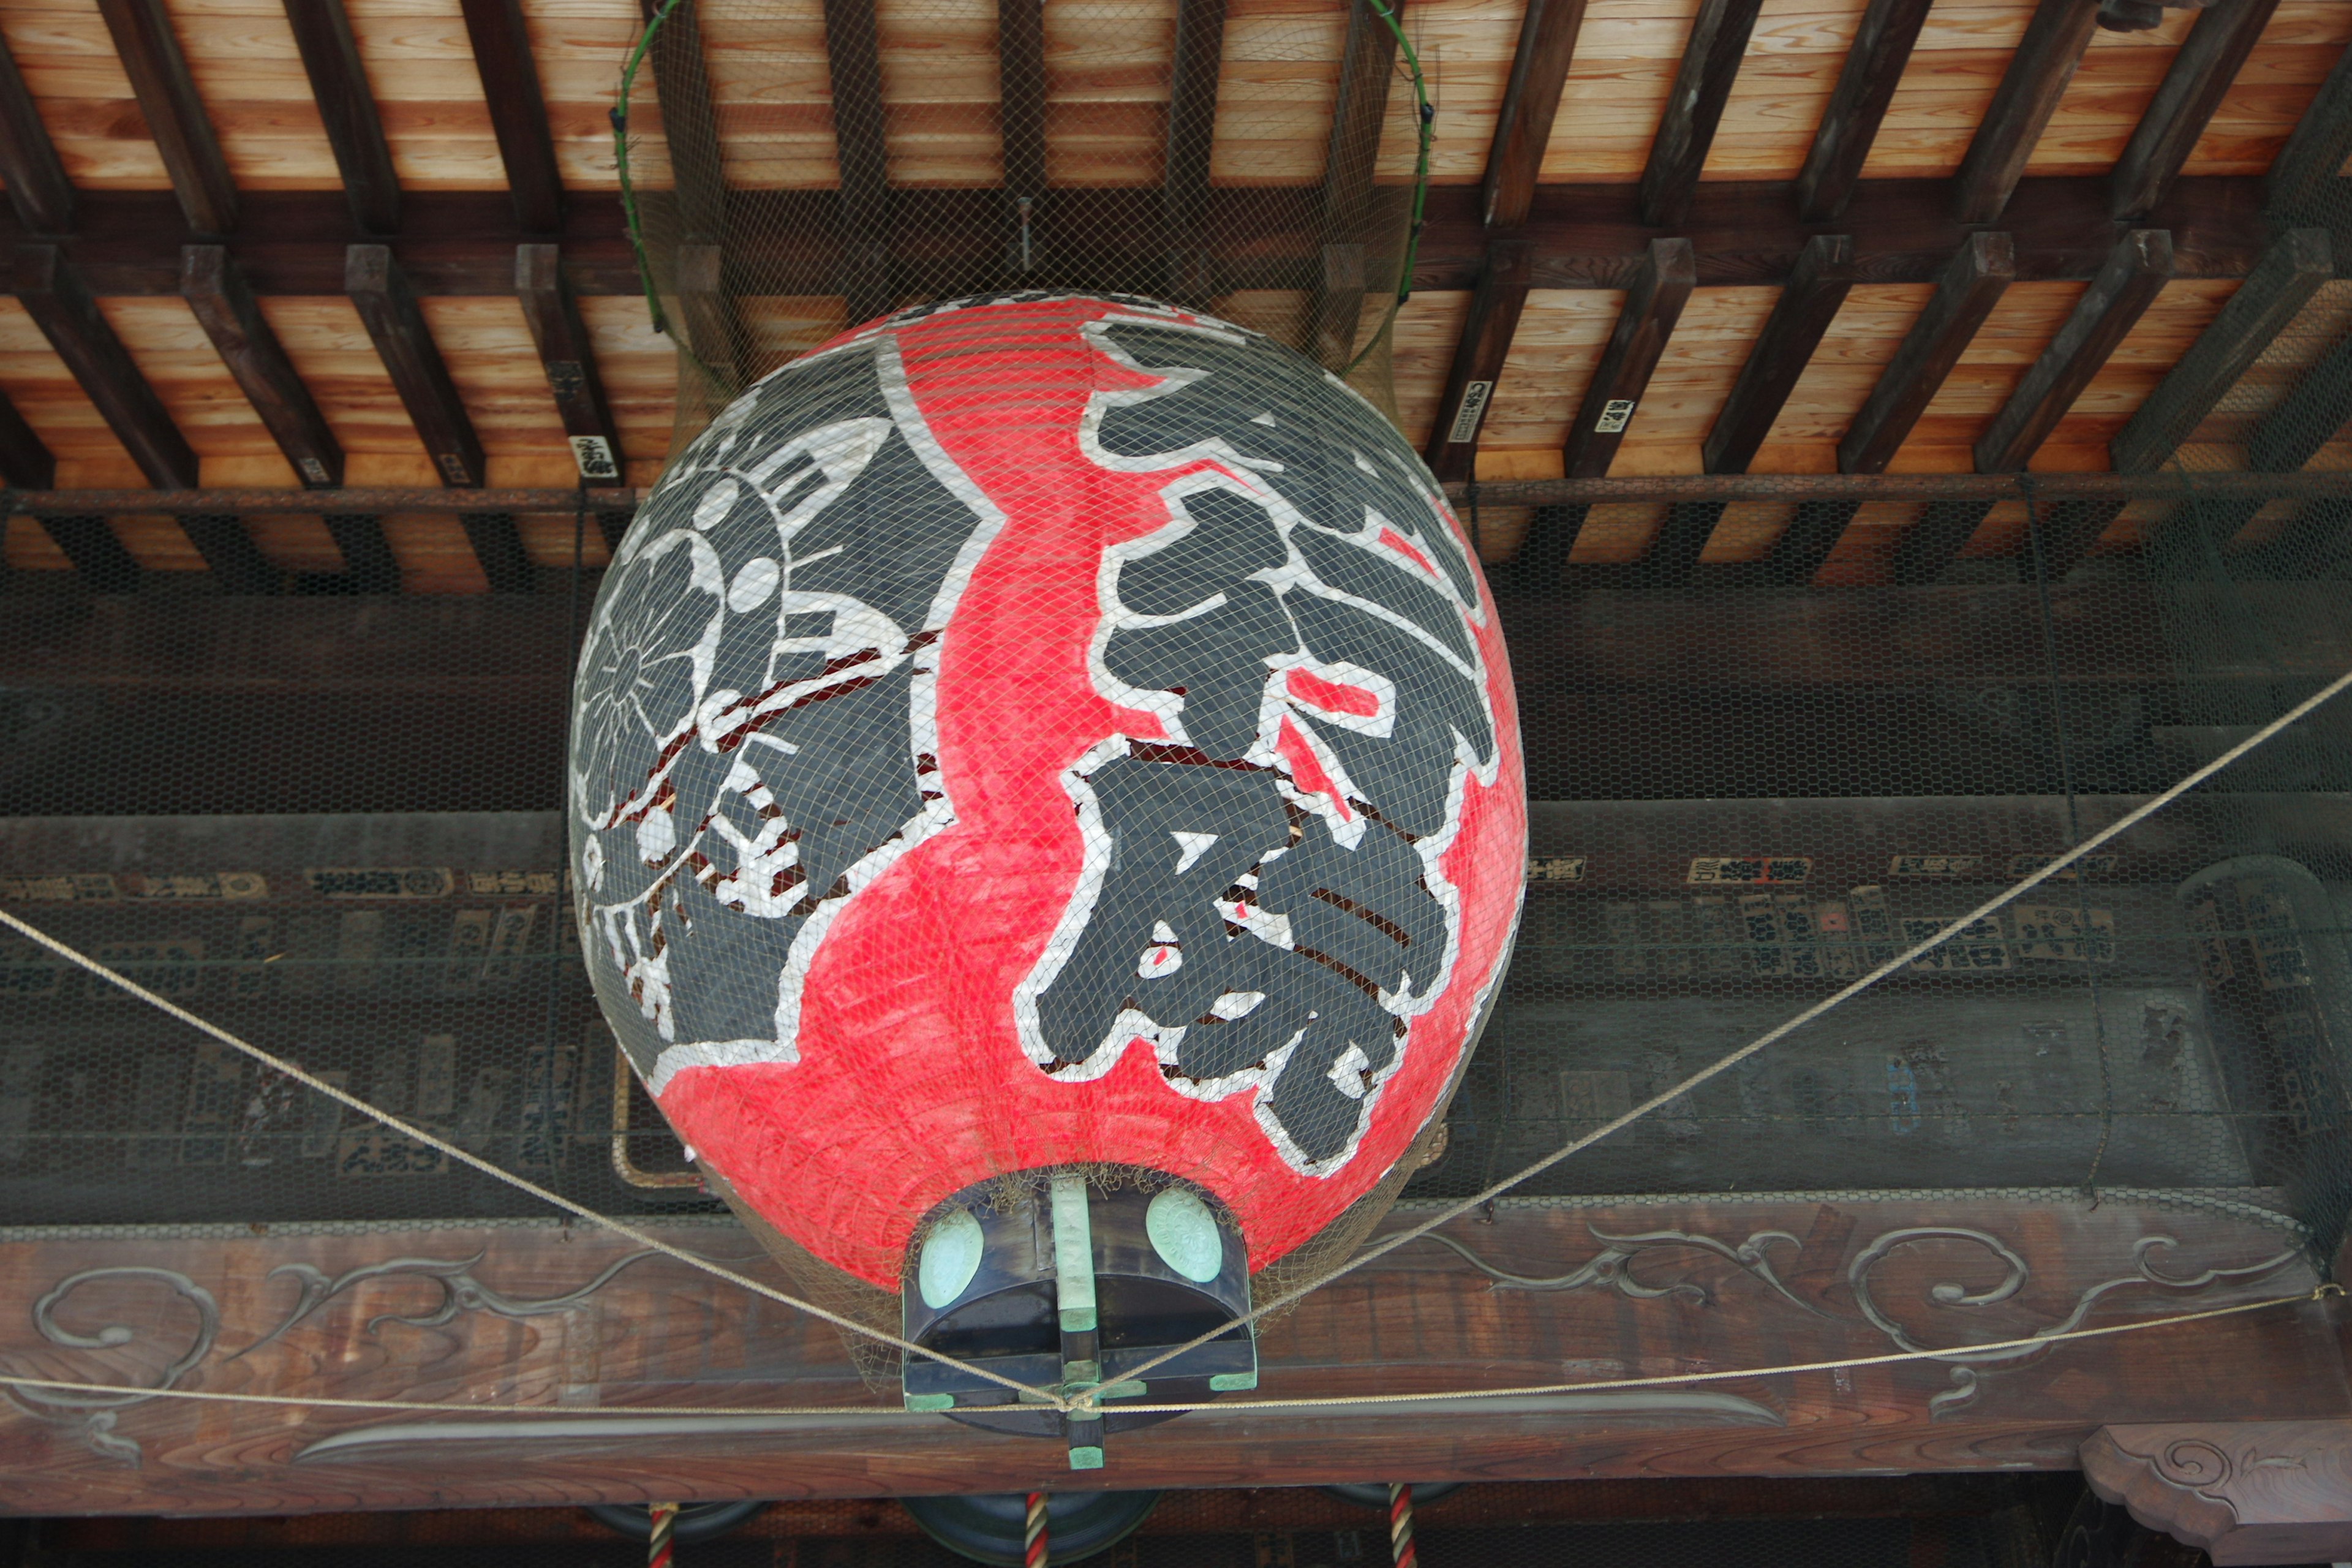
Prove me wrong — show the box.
[571,293,1524,1452]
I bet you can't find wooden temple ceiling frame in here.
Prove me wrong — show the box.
[0,0,2339,594]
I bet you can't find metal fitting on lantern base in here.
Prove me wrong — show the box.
[901,1170,1257,1469]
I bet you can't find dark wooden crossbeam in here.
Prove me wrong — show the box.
[1840,234,2016,476]
[1795,0,1933,222]
[15,244,196,489]
[997,0,1047,285]
[2114,227,2331,473]
[319,514,401,594]
[281,0,400,235]
[1638,0,1765,227]
[181,245,344,490]
[0,31,72,235]
[516,244,621,484]
[1952,0,2103,224]
[1425,239,1533,483]
[457,0,563,234]
[345,243,486,493]
[1163,0,1228,303]
[94,0,236,235]
[2111,0,2282,221]
[0,389,53,489]
[1483,0,1587,231]
[1305,0,1405,372]
[36,516,140,591]
[2267,37,2352,219]
[178,513,279,593]
[819,0,892,322]
[639,0,724,243]
[2247,334,2352,476]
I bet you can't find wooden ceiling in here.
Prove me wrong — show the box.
[0,0,2345,593]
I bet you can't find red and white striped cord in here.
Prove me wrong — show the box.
[1388,1482,1416,1568]
[1025,1491,1049,1568]
[648,1501,679,1568]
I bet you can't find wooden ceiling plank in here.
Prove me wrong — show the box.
[1425,238,1534,483]
[2267,37,2352,221]
[458,0,564,235]
[178,513,279,594]
[1839,234,2017,475]
[820,0,894,322]
[1483,0,1588,232]
[516,245,622,485]
[1704,235,1856,476]
[281,0,400,236]
[2114,228,2332,473]
[0,32,72,236]
[1566,237,1697,481]
[1163,0,1228,301]
[1975,230,2176,477]
[1306,0,1406,372]
[180,244,344,491]
[2110,0,2285,222]
[1638,0,1767,229]
[93,0,236,236]
[345,243,486,493]
[35,516,140,592]
[1951,0,2104,226]
[14,244,198,489]
[1795,0,1934,224]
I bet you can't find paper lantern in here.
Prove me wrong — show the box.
[570,293,1523,1447]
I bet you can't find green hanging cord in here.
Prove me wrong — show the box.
[1344,0,1434,379]
[613,0,688,337]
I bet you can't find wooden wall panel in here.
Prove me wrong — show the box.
[1703,0,1871,181]
[1210,0,1346,187]
[1043,0,1176,187]
[1886,280,2078,472]
[1476,286,1621,451]
[2177,1,2352,177]
[875,0,998,187]
[1537,0,1703,183]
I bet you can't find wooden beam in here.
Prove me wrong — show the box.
[0,31,71,235]
[1758,500,1861,584]
[180,244,344,489]
[93,0,236,235]
[280,0,399,235]
[2113,227,2331,473]
[1482,0,1588,231]
[674,241,745,395]
[35,516,139,590]
[1704,233,1855,475]
[320,514,399,594]
[997,0,1046,200]
[2111,0,2283,221]
[0,388,53,489]
[1162,0,1227,301]
[1795,0,1934,222]
[345,243,484,489]
[456,0,563,234]
[13,244,197,489]
[2247,334,2352,474]
[1564,237,1696,479]
[1951,0,2103,225]
[2267,38,2352,220]
[819,0,893,323]
[1638,0,1766,227]
[515,244,621,483]
[1424,238,1534,483]
[1839,233,2016,475]
[1305,0,1404,371]
[640,0,725,243]
[178,513,278,593]
[458,510,533,594]
[1975,229,2174,475]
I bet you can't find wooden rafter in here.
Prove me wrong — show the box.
[2268,38,2352,219]
[15,244,197,489]
[0,29,71,235]
[1424,238,1533,483]
[94,0,236,235]
[1163,0,1228,301]
[1952,0,2103,225]
[1482,0,1587,231]
[36,516,140,591]
[1305,0,1405,372]
[997,0,1047,284]
[457,0,564,235]
[346,244,483,492]
[1638,0,1765,228]
[819,0,892,322]
[2111,0,2283,221]
[177,513,279,593]
[515,244,622,485]
[180,244,344,490]
[1795,0,1934,223]
[1840,234,2016,477]
[281,0,399,235]
[0,390,52,490]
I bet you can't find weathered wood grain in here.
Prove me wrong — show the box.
[92,0,236,235]
[13,244,195,489]
[1564,237,1697,480]
[1841,235,2016,475]
[1953,0,2105,224]
[1485,0,1587,232]
[457,0,562,235]
[1638,0,1767,228]
[180,243,343,490]
[2109,0,2284,220]
[0,26,71,236]
[1425,238,1534,483]
[345,243,484,491]
[1796,0,1935,222]
[280,0,399,236]
[2084,1420,2352,1565]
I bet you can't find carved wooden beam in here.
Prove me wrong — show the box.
[515,244,622,484]
[281,0,400,235]
[0,31,72,235]
[94,0,236,235]
[1483,0,1587,231]
[181,245,344,491]
[14,244,197,489]
[819,0,893,323]
[2267,38,2352,220]
[2110,0,2283,221]
[1951,0,2103,224]
[1163,0,1228,302]
[2084,1420,2352,1565]
[1305,0,1404,372]
[1795,0,1934,222]
[1424,238,1533,483]
[457,0,564,235]
[1638,0,1766,228]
